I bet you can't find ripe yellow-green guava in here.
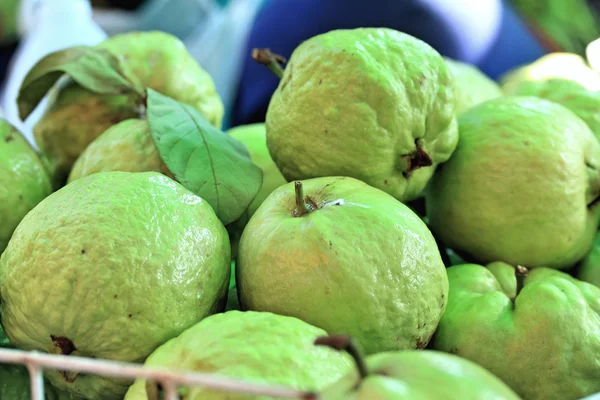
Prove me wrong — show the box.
[443,57,502,114]
[0,171,230,399]
[509,78,600,141]
[34,31,223,187]
[500,52,600,93]
[426,96,600,269]
[67,119,172,183]
[0,119,52,254]
[237,177,448,355]
[124,311,353,399]
[265,28,458,202]
[431,262,600,400]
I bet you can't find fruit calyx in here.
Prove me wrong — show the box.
[50,335,80,383]
[315,335,369,383]
[402,141,432,178]
[293,181,319,217]
[252,48,287,79]
[514,265,529,302]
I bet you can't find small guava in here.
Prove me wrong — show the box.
[265,28,458,202]
[67,119,172,183]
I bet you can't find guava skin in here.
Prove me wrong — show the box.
[431,262,600,400]
[67,119,172,183]
[426,96,600,269]
[443,57,502,114]
[577,231,600,287]
[237,177,448,355]
[0,171,231,399]
[509,78,600,142]
[34,31,224,187]
[0,119,52,254]
[124,311,353,400]
[265,28,458,203]
[320,350,520,400]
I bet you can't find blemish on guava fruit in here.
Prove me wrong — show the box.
[384,180,388,185]
[319,79,323,85]
[416,337,427,349]
[128,314,132,318]
[449,348,459,354]
[50,335,76,355]
[523,141,530,146]
[114,295,118,299]
[4,135,13,143]
[402,141,433,178]
[81,249,86,254]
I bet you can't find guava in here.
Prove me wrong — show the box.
[500,53,600,93]
[314,335,520,400]
[0,171,231,399]
[124,311,353,399]
[67,119,172,183]
[426,96,600,269]
[265,28,458,203]
[431,262,600,400]
[226,123,287,258]
[237,177,448,355]
[577,231,600,287]
[34,31,224,187]
[508,78,600,141]
[0,119,52,253]
[444,57,502,114]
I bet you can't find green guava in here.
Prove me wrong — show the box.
[265,28,458,203]
[237,177,448,355]
[314,336,520,400]
[0,171,231,399]
[426,96,600,269]
[67,119,172,183]
[577,231,600,287]
[34,31,224,187]
[444,57,503,114]
[124,311,353,399]
[0,119,52,254]
[508,78,600,141]
[500,53,600,93]
[431,262,600,400]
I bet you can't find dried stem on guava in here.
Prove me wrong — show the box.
[252,48,286,79]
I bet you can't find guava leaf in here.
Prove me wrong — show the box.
[146,89,263,225]
[17,46,143,121]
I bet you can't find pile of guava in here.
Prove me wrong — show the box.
[0,28,599,400]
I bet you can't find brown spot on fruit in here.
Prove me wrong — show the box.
[114,295,118,299]
[449,347,459,354]
[128,314,132,318]
[50,336,76,355]
[402,141,433,178]
[416,338,427,349]
[81,249,86,254]
[4,135,13,143]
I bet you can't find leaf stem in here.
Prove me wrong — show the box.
[252,48,286,79]
[314,336,369,380]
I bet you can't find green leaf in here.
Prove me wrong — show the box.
[146,89,263,225]
[18,46,143,121]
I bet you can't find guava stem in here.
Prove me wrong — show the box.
[294,181,312,217]
[314,335,369,380]
[515,265,528,298]
[252,48,286,79]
